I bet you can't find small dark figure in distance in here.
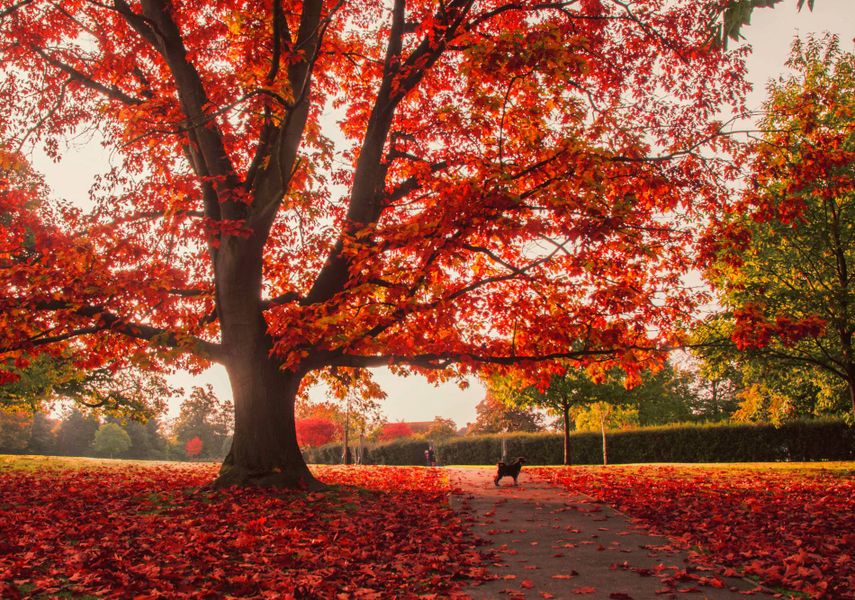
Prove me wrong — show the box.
[494,457,526,486]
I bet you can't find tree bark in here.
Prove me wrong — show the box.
[215,351,320,488]
[562,404,571,466]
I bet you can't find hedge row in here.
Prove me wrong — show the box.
[303,420,855,465]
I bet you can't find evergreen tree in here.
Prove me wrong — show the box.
[54,408,99,457]
[27,412,56,454]
[92,422,132,458]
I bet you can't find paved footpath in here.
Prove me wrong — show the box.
[448,468,770,600]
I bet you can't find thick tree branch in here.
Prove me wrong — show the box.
[304,0,474,306]
[261,291,304,309]
[16,301,224,362]
[251,0,330,233]
[30,46,144,105]
[386,160,449,203]
[326,346,666,370]
[0,0,34,20]
[132,0,241,216]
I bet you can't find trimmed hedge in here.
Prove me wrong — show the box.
[303,420,855,465]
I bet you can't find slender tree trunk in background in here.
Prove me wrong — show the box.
[600,412,608,467]
[357,427,365,464]
[342,396,352,465]
[711,379,719,420]
[847,367,855,416]
[830,203,853,416]
[562,404,571,466]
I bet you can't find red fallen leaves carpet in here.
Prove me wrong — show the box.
[0,464,485,599]
[531,465,855,599]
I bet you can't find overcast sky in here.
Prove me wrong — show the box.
[31,0,854,427]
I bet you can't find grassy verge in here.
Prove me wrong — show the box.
[0,454,215,471]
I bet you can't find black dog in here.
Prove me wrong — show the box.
[494,457,526,486]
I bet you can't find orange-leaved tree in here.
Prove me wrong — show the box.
[1,0,755,487]
[700,34,855,416]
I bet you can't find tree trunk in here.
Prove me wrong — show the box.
[600,413,608,467]
[215,350,320,488]
[342,396,352,465]
[209,226,322,488]
[847,367,855,416]
[562,404,571,466]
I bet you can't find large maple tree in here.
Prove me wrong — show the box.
[0,0,751,487]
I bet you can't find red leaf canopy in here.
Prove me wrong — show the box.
[0,0,748,382]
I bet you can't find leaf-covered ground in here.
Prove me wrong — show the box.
[530,464,855,599]
[0,461,485,599]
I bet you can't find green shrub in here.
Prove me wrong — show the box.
[370,438,432,465]
[305,420,854,465]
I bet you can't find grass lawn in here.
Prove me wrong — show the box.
[0,454,216,471]
[0,455,484,599]
[530,462,855,598]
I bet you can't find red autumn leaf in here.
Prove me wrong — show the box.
[532,465,855,598]
[0,464,490,597]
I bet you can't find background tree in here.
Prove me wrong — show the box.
[0,409,31,453]
[686,333,745,421]
[572,401,640,465]
[124,418,168,459]
[27,411,57,454]
[701,33,855,415]
[0,0,764,486]
[488,364,633,463]
[423,416,457,441]
[296,417,339,447]
[632,363,699,425]
[298,369,385,462]
[491,360,706,462]
[185,436,203,459]
[469,391,543,435]
[378,422,414,443]
[0,352,177,421]
[0,354,75,412]
[488,366,600,463]
[92,422,132,458]
[54,408,99,457]
[173,385,234,460]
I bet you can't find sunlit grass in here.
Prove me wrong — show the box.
[533,461,855,478]
[3,455,852,476]
[0,454,212,471]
